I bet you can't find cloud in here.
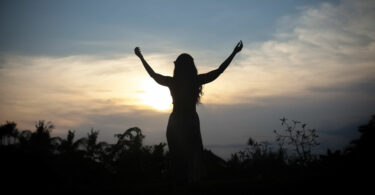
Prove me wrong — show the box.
[309,78,375,94]
[212,0,375,105]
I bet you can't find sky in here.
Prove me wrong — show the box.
[1,0,374,159]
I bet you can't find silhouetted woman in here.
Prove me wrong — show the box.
[135,41,243,183]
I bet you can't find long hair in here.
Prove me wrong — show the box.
[173,53,203,104]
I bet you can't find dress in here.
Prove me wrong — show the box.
[150,70,221,183]
[166,80,204,183]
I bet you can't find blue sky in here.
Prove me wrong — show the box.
[0,0,374,159]
[1,0,338,56]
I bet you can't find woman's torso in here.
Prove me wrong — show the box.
[168,78,199,113]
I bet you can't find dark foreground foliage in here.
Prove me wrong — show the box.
[1,115,374,194]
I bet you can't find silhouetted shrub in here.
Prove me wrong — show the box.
[274,117,319,164]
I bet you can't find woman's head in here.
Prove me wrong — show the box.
[173,53,197,78]
[173,53,203,104]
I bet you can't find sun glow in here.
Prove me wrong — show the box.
[138,79,172,111]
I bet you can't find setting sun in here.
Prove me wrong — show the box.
[138,79,172,111]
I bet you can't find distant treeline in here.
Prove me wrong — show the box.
[1,115,373,193]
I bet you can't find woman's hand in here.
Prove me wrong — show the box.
[233,41,243,54]
[134,47,143,58]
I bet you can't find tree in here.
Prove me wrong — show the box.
[0,121,18,145]
[29,120,55,153]
[114,127,144,152]
[106,127,145,164]
[345,114,375,166]
[18,130,32,146]
[82,128,108,162]
[57,130,86,156]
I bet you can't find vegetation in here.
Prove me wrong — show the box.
[1,115,373,193]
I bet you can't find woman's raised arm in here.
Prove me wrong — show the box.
[197,41,243,85]
[135,47,172,87]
